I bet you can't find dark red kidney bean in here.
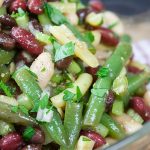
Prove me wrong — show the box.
[85,66,99,82]
[89,0,104,12]
[0,32,16,50]
[27,0,43,15]
[130,97,150,121]
[127,65,142,74]
[30,128,45,144]
[99,27,119,47]
[0,15,17,29]
[77,8,91,24]
[3,0,14,7]
[0,132,23,150]
[11,27,43,55]
[22,144,42,150]
[15,50,35,65]
[105,90,115,111]
[30,19,43,32]
[56,56,73,70]
[80,130,106,149]
[9,0,27,13]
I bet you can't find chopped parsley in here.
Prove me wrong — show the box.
[97,67,109,78]
[44,3,67,25]
[54,42,75,62]
[82,137,91,141]
[0,80,12,97]
[63,90,75,102]
[41,67,46,72]
[39,93,49,109]
[108,21,118,29]
[11,106,18,113]
[84,32,95,43]
[76,86,82,102]
[63,86,82,102]
[23,127,35,141]
[11,8,27,18]
[11,105,29,115]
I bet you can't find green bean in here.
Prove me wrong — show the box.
[122,72,149,107]
[112,100,124,116]
[0,120,15,136]
[15,13,29,30]
[67,60,81,75]
[44,3,96,53]
[40,125,53,145]
[101,113,125,139]
[83,43,132,126]
[17,94,33,110]
[64,102,83,149]
[128,72,149,95]
[38,13,51,26]
[42,110,68,147]
[0,102,37,126]
[12,66,42,111]
[0,7,7,15]
[51,74,64,84]
[0,65,10,82]
[0,49,15,65]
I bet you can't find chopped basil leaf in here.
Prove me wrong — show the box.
[63,90,75,101]
[54,42,75,62]
[91,88,108,98]
[23,127,35,141]
[84,32,95,43]
[0,80,12,97]
[97,67,109,78]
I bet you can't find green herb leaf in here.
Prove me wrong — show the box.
[39,94,49,109]
[82,137,91,141]
[19,105,29,115]
[0,81,12,97]
[84,32,95,43]
[97,67,109,78]
[54,42,75,62]
[44,3,67,25]
[44,2,96,53]
[11,8,26,18]
[11,106,18,113]
[23,127,35,141]
[63,90,75,101]
[76,86,82,102]
[108,21,118,29]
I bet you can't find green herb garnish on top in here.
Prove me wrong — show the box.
[97,67,109,78]
[54,42,75,62]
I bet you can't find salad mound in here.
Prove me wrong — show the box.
[0,0,149,150]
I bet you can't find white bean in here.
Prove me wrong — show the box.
[51,73,93,108]
[30,52,54,89]
[144,90,150,107]
[113,113,142,135]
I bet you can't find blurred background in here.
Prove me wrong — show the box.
[83,0,150,65]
